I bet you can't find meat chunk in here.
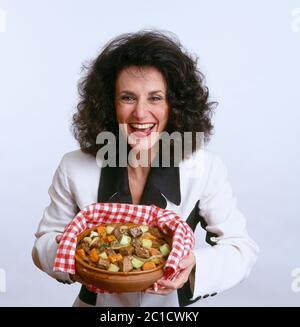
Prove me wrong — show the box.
[135,246,150,259]
[119,256,133,272]
[129,226,143,238]
[81,243,90,253]
[132,238,141,247]
[119,245,134,256]
[90,237,101,249]
[151,239,165,249]
[113,227,123,241]
[149,226,163,239]
[105,248,116,256]
[98,259,110,270]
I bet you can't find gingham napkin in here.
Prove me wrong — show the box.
[53,202,195,293]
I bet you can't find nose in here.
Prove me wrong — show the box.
[132,98,148,120]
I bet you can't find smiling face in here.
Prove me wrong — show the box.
[115,66,169,152]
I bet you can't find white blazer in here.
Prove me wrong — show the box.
[32,148,259,307]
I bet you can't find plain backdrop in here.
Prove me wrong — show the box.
[0,0,299,307]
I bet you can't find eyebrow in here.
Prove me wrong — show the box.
[118,90,164,95]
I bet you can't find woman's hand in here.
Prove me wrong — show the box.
[55,234,62,244]
[144,252,196,296]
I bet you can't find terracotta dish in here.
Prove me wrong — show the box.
[74,223,171,292]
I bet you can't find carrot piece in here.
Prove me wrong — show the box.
[89,248,99,262]
[142,261,156,271]
[76,249,85,258]
[97,226,107,237]
[107,235,117,242]
[108,253,123,263]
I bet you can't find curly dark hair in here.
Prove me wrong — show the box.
[72,29,217,160]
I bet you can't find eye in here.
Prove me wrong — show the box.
[149,96,162,102]
[121,95,135,103]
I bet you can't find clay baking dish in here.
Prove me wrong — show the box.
[73,225,171,292]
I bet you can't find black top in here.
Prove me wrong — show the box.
[79,162,205,307]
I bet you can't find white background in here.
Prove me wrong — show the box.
[0,0,299,306]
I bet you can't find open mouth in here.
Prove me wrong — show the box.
[128,123,156,137]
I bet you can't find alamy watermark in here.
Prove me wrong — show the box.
[291,268,300,293]
[95,124,205,178]
[0,8,7,33]
[291,8,300,32]
[0,268,6,293]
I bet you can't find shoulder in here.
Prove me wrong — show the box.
[57,149,100,182]
[58,149,97,170]
[177,149,230,207]
[54,149,101,207]
[180,148,227,181]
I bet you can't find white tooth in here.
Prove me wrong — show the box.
[131,123,155,129]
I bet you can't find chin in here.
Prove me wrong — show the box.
[128,140,153,152]
[128,132,160,152]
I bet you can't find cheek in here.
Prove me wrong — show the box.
[159,105,169,125]
[115,105,128,123]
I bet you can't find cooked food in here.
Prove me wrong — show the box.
[76,223,171,273]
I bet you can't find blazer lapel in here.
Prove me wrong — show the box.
[97,163,181,208]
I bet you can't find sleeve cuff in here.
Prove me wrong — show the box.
[32,232,74,284]
[189,247,221,301]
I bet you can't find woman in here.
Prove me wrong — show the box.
[32,30,259,307]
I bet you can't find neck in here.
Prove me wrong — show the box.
[127,164,150,179]
[128,142,159,170]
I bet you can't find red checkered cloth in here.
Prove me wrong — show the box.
[53,202,195,293]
